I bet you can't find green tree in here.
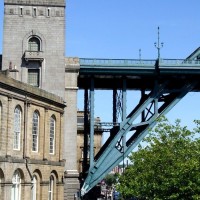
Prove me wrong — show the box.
[104,173,118,187]
[117,117,200,200]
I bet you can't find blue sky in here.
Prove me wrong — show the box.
[66,0,200,132]
[0,1,200,131]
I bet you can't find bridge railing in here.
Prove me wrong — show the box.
[160,59,200,65]
[79,58,200,67]
[79,58,156,66]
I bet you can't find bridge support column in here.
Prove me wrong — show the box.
[82,89,89,181]
[89,78,95,168]
[113,88,117,123]
[122,79,127,171]
[64,58,80,200]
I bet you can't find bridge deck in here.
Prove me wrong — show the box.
[79,58,200,90]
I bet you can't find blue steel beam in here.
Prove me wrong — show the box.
[81,80,197,196]
[89,78,95,168]
[79,58,200,77]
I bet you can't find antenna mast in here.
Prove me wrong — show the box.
[154,26,163,59]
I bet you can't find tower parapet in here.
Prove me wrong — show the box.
[4,0,65,6]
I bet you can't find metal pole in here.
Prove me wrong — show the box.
[89,78,95,168]
[122,79,127,122]
[113,88,117,123]
[154,26,163,60]
[141,90,145,122]
[122,79,127,172]
[83,89,89,179]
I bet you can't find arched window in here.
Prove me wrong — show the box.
[0,169,5,199]
[48,175,54,200]
[31,175,37,200]
[49,116,55,154]
[11,171,21,200]
[13,106,21,150]
[32,170,42,200]
[28,37,40,51]
[32,111,39,152]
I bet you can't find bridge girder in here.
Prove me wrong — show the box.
[78,58,200,196]
[81,78,197,196]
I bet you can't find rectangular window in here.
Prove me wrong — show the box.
[10,9,14,15]
[28,69,40,87]
[39,10,44,16]
[56,11,60,17]
[26,10,30,15]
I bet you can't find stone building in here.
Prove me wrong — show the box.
[0,70,66,200]
[77,111,103,174]
[2,1,80,199]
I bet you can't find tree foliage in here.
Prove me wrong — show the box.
[104,173,118,187]
[117,117,200,200]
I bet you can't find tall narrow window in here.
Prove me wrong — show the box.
[33,8,37,17]
[49,116,55,154]
[47,8,50,17]
[13,106,21,150]
[28,37,40,52]
[32,111,39,152]
[48,176,54,200]
[28,69,40,87]
[31,176,37,200]
[11,171,21,200]
[20,7,23,16]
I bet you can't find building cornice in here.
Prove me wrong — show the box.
[0,70,66,110]
[4,0,65,7]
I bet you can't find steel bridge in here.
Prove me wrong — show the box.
[78,56,200,196]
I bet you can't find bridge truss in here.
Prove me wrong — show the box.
[78,58,200,196]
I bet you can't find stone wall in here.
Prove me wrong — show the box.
[3,0,65,98]
[0,71,65,200]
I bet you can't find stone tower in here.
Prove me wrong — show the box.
[2,1,80,199]
[2,0,65,98]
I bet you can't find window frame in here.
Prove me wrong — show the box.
[28,37,40,52]
[49,116,56,154]
[11,171,21,200]
[19,7,23,16]
[28,68,40,87]
[31,175,37,200]
[48,175,54,200]
[32,111,39,152]
[13,106,21,150]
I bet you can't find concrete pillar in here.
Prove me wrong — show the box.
[64,58,80,200]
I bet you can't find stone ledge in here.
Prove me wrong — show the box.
[4,0,65,7]
[64,170,79,178]
[0,156,66,166]
[0,70,66,108]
